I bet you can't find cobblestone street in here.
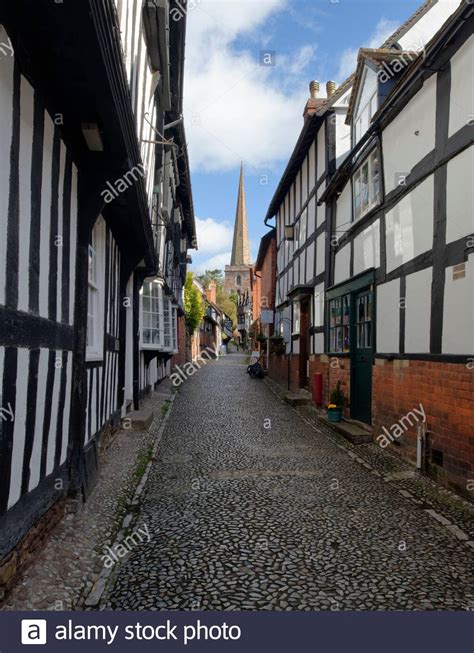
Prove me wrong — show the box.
[103,353,473,611]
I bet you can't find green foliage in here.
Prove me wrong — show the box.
[330,380,345,407]
[197,269,223,288]
[216,284,237,324]
[184,272,205,335]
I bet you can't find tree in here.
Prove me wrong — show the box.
[184,272,205,335]
[216,285,237,324]
[197,269,223,288]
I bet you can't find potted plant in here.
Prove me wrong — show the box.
[256,333,267,344]
[327,381,345,422]
[270,334,286,354]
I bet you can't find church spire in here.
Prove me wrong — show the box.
[230,163,250,266]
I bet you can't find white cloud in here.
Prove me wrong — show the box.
[337,18,399,81]
[195,217,233,254]
[192,251,232,274]
[184,0,315,172]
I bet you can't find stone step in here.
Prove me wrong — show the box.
[321,416,373,445]
[125,399,133,414]
[298,388,312,400]
[122,410,154,431]
[284,393,310,407]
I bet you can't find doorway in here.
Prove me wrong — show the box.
[350,289,374,424]
[299,299,310,388]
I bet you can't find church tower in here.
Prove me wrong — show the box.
[225,164,252,294]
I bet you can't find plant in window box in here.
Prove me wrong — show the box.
[270,334,286,354]
[327,381,345,422]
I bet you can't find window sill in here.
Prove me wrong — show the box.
[86,351,104,362]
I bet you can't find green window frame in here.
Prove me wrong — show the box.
[328,294,351,353]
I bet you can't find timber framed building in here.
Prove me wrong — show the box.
[264,0,473,497]
[0,0,196,597]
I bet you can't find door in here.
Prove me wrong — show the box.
[350,289,373,424]
[299,299,310,388]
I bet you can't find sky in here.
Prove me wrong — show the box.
[183,0,422,274]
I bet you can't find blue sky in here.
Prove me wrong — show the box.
[183,0,422,273]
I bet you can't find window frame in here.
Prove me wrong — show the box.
[352,148,381,222]
[140,279,163,349]
[328,293,351,354]
[86,218,105,361]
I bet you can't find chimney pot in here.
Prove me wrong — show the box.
[326,80,336,97]
[309,80,320,99]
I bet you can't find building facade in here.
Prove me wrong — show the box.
[0,0,195,598]
[265,0,472,497]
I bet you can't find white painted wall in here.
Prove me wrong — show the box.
[376,279,400,353]
[315,234,325,276]
[449,34,474,137]
[334,245,350,285]
[314,283,325,327]
[317,122,326,180]
[0,27,13,308]
[443,254,474,354]
[306,243,314,281]
[353,220,380,275]
[398,0,462,52]
[446,145,474,243]
[336,181,352,234]
[385,175,434,273]
[405,267,432,353]
[307,196,316,234]
[382,74,437,194]
[314,333,325,354]
[309,141,316,190]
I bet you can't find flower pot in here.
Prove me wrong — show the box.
[327,407,343,422]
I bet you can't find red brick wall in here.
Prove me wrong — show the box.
[170,315,187,368]
[373,359,474,498]
[308,355,351,415]
[260,237,276,310]
[268,354,299,392]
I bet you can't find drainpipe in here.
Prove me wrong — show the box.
[416,422,427,471]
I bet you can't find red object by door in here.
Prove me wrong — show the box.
[314,372,323,405]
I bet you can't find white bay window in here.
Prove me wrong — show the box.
[141,280,162,347]
[353,149,381,222]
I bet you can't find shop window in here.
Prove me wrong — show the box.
[328,294,350,353]
[141,280,161,347]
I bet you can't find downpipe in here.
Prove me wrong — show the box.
[416,422,427,472]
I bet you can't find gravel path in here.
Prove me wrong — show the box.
[103,353,474,611]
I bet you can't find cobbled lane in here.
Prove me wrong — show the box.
[104,354,473,610]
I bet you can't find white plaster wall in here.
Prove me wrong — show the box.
[443,254,474,354]
[335,109,351,168]
[398,0,462,52]
[315,234,325,276]
[446,145,474,243]
[353,220,380,275]
[449,34,474,137]
[301,156,308,203]
[382,75,437,194]
[317,122,326,180]
[314,283,325,327]
[405,267,432,353]
[385,175,434,272]
[376,279,400,353]
[336,181,352,234]
[314,333,325,354]
[0,45,14,307]
[334,245,350,285]
[309,141,316,190]
[307,196,316,235]
[306,243,314,281]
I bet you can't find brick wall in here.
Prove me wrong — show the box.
[268,354,299,392]
[0,496,67,603]
[373,358,474,498]
[308,355,351,415]
[170,315,187,368]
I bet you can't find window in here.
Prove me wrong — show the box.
[353,149,381,221]
[356,294,372,348]
[142,280,161,346]
[354,83,378,144]
[329,295,351,353]
[172,305,178,351]
[86,218,105,360]
[236,275,241,286]
[163,296,172,348]
[292,302,300,334]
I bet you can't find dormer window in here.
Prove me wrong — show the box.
[353,149,381,221]
[353,67,378,145]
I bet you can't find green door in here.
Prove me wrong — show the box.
[350,289,374,424]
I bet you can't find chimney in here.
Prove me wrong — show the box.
[303,80,324,122]
[207,281,217,305]
[326,80,336,97]
[309,80,320,99]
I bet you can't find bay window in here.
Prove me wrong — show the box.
[86,217,105,360]
[141,280,161,347]
[353,149,381,221]
[163,296,172,349]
